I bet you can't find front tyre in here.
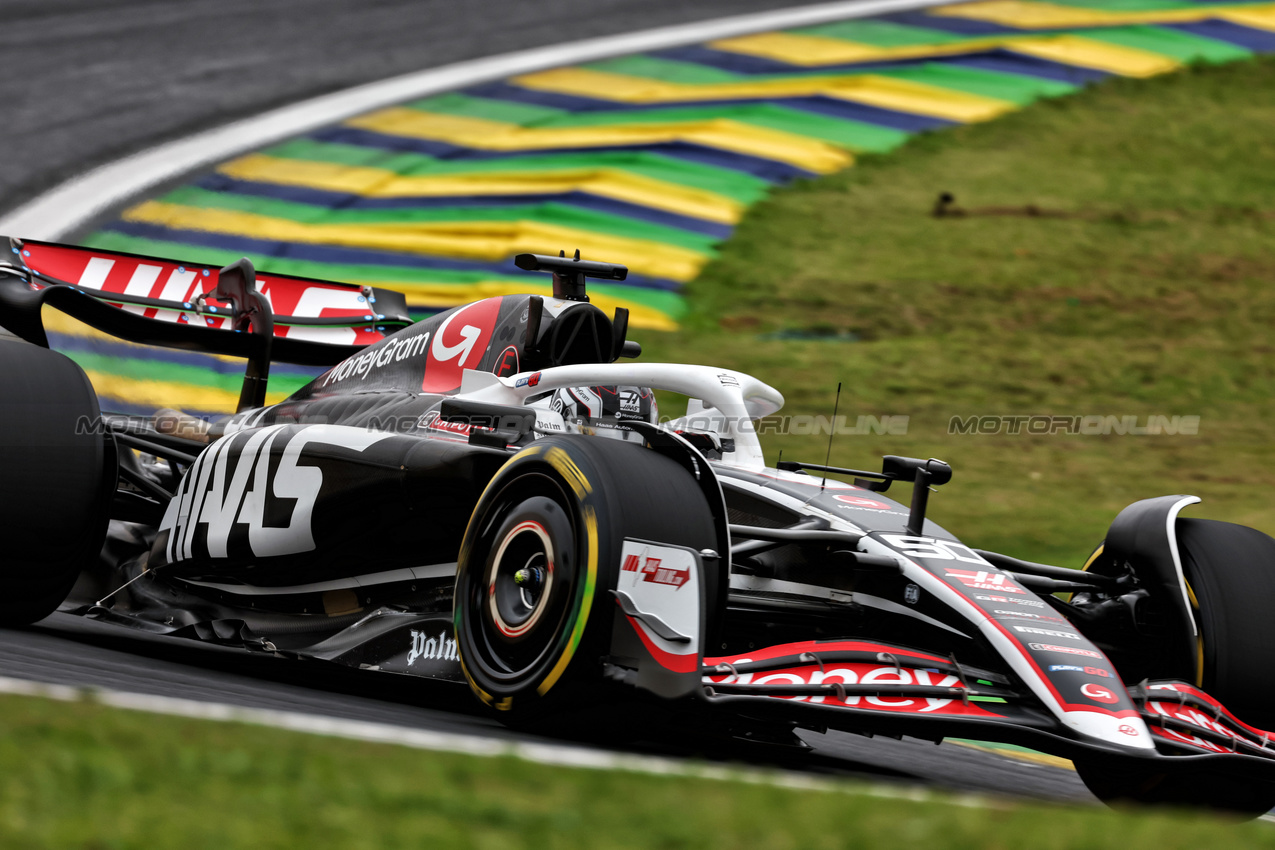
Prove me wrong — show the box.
[1176,518,1275,730]
[461,474,583,706]
[1084,517,1275,726]
[1076,518,1275,818]
[453,436,717,717]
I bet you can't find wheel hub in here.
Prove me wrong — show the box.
[488,521,555,639]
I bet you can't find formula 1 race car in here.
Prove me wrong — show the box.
[4,239,1275,816]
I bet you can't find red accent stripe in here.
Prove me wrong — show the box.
[620,603,697,673]
[705,639,947,667]
[1149,684,1275,740]
[930,573,1139,719]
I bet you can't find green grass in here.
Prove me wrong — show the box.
[640,56,1275,567]
[2,692,1274,850]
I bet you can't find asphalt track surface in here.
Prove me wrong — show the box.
[1,0,1091,805]
[1,0,835,223]
[0,612,1092,804]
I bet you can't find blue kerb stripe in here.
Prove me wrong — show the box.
[1168,19,1275,52]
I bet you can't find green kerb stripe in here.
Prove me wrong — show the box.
[870,63,1076,104]
[1072,26,1253,64]
[792,19,970,46]
[487,102,909,153]
[404,92,567,123]
[580,55,744,83]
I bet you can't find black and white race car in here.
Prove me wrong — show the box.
[4,239,1275,815]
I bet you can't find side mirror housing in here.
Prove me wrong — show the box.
[882,455,953,487]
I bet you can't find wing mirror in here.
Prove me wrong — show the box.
[881,455,952,487]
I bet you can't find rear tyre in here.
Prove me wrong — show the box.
[0,341,113,625]
[453,435,717,722]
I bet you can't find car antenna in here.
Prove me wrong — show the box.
[821,382,842,492]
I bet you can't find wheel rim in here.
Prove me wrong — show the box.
[487,520,555,639]
[465,476,579,686]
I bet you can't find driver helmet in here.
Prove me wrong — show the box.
[548,385,658,426]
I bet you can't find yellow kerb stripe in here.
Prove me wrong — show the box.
[219,154,746,224]
[933,0,1275,29]
[511,67,1015,123]
[82,369,250,412]
[346,108,852,174]
[1221,6,1275,32]
[1008,35,1179,78]
[711,31,1182,78]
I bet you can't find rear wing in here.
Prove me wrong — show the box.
[0,238,413,410]
[0,238,411,365]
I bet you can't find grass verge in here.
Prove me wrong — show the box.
[640,56,1275,566]
[2,692,1274,849]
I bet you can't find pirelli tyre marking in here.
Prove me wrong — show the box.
[160,425,391,563]
[533,443,599,698]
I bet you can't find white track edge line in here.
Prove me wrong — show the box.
[0,0,948,241]
[0,673,998,808]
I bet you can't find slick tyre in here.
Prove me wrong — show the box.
[1175,518,1275,731]
[0,340,113,625]
[453,435,717,720]
[1077,518,1275,818]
